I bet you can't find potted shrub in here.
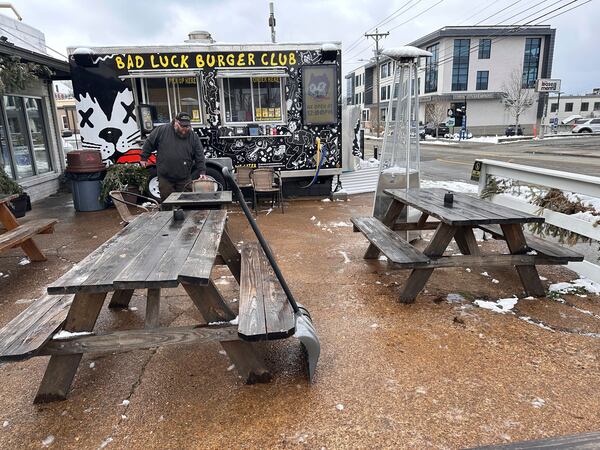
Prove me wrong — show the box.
[0,166,28,218]
[100,163,149,204]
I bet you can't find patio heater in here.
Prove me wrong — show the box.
[373,46,432,230]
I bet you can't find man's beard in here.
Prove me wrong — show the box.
[175,128,188,138]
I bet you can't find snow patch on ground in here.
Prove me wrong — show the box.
[549,278,600,295]
[52,330,93,340]
[446,293,466,303]
[474,297,518,314]
[18,258,30,266]
[339,251,351,264]
[42,435,55,447]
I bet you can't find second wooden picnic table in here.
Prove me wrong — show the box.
[352,188,583,303]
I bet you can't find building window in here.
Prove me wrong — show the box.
[2,96,53,179]
[595,102,600,111]
[380,85,391,101]
[476,71,489,90]
[355,93,359,104]
[380,108,386,123]
[550,103,558,112]
[522,38,541,88]
[565,102,573,112]
[355,73,362,87]
[141,76,203,124]
[221,76,284,124]
[452,39,470,91]
[478,39,491,59]
[61,115,69,130]
[581,102,589,112]
[380,61,392,79]
[362,109,370,121]
[425,43,439,93]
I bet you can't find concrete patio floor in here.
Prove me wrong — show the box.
[1,192,599,449]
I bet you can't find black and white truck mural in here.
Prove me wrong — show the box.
[68,36,342,199]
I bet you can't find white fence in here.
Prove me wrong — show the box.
[476,159,600,282]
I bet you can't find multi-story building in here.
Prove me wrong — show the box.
[346,25,556,136]
[546,92,600,124]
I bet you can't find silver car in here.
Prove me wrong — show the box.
[572,118,600,133]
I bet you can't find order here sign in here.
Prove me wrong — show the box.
[536,79,561,92]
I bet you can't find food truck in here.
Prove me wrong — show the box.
[68,32,342,199]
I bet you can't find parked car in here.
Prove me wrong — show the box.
[572,118,600,133]
[424,123,449,137]
[505,125,523,136]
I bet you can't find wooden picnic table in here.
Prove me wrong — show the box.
[0,194,56,261]
[352,188,583,303]
[161,191,232,210]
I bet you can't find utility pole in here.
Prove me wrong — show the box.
[268,2,276,44]
[365,28,389,138]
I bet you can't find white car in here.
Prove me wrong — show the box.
[572,118,600,133]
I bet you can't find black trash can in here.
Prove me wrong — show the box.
[64,150,107,212]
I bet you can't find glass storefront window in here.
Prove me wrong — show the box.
[145,78,170,124]
[25,98,52,174]
[4,96,34,179]
[168,77,202,122]
[0,120,12,177]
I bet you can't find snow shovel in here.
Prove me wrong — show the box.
[222,166,320,382]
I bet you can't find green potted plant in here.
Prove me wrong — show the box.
[100,163,149,204]
[0,166,28,218]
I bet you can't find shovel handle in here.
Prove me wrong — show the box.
[222,167,300,314]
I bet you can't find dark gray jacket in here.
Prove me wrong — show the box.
[141,122,206,181]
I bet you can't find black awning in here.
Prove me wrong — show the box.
[0,41,70,80]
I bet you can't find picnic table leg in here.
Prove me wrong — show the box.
[34,292,107,403]
[501,224,546,297]
[399,223,456,303]
[365,200,406,259]
[108,289,135,309]
[0,203,47,261]
[145,289,160,329]
[453,227,480,256]
[219,227,241,284]
[182,282,271,383]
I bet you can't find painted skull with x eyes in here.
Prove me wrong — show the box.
[76,89,141,161]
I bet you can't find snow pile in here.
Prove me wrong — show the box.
[549,278,600,295]
[422,138,458,146]
[382,46,432,59]
[358,157,380,168]
[420,179,478,194]
[466,136,499,144]
[52,330,93,340]
[474,297,518,314]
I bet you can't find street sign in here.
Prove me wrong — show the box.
[551,117,559,128]
[446,117,455,127]
[471,161,482,182]
[536,79,561,92]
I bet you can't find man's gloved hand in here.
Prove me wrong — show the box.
[140,160,148,168]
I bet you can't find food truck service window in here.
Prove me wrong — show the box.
[219,71,286,125]
[125,71,204,125]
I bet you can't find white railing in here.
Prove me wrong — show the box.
[476,159,600,282]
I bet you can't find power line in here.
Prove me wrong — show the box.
[388,0,446,32]
[344,0,417,54]
[457,0,500,25]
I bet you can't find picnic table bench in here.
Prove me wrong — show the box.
[0,209,295,403]
[352,188,583,303]
[0,194,57,262]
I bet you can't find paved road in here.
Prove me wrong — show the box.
[364,135,600,182]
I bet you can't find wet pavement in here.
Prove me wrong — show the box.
[1,193,600,449]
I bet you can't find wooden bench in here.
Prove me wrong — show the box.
[478,224,584,263]
[0,294,73,362]
[238,243,295,341]
[351,216,430,268]
[0,219,57,259]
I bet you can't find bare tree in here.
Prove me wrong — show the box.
[425,102,448,137]
[501,69,535,129]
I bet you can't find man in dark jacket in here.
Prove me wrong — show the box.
[140,112,206,201]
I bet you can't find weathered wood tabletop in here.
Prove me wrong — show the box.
[161,191,233,210]
[34,209,272,403]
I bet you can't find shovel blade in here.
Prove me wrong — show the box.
[294,306,320,382]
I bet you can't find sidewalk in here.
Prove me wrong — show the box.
[1,193,600,449]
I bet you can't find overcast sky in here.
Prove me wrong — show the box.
[8,0,600,94]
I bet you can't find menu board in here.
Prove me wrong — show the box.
[302,65,337,125]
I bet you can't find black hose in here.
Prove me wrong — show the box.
[222,166,300,314]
